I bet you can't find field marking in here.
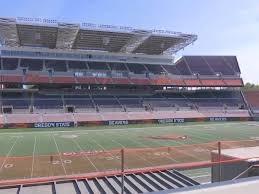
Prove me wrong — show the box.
[183,125,255,144]
[0,122,249,136]
[71,139,99,172]
[98,133,160,167]
[0,137,19,172]
[114,131,180,163]
[31,136,37,178]
[52,135,67,175]
[83,135,122,167]
[129,127,211,161]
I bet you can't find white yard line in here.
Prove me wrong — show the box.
[85,136,122,166]
[71,139,99,172]
[98,133,156,166]
[183,126,249,143]
[135,129,209,161]
[114,132,180,163]
[0,122,248,135]
[52,135,67,175]
[124,132,180,163]
[0,137,19,172]
[113,128,208,162]
[31,136,37,178]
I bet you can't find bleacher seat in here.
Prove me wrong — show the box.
[24,74,50,83]
[184,79,201,86]
[45,60,67,72]
[2,58,18,70]
[175,58,192,75]
[75,77,97,84]
[200,79,225,86]
[224,79,243,86]
[68,61,87,70]
[145,64,166,75]
[20,59,43,71]
[130,78,150,85]
[51,76,76,84]
[184,56,214,75]
[1,75,23,83]
[112,77,131,85]
[203,56,235,75]
[244,91,259,113]
[95,77,113,85]
[126,63,147,74]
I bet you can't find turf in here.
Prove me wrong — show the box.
[1,121,259,181]
[0,121,259,157]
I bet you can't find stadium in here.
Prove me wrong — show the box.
[0,17,259,193]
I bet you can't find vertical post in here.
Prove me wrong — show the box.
[218,141,222,182]
[121,149,125,194]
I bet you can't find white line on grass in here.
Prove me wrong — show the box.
[114,132,180,163]
[181,125,251,144]
[71,139,99,172]
[97,133,156,167]
[0,137,19,172]
[131,128,210,160]
[52,135,67,175]
[0,122,248,135]
[84,136,122,167]
[31,136,37,178]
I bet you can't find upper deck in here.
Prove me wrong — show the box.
[0,17,197,56]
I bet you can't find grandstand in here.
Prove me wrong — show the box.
[243,90,259,116]
[0,17,250,128]
[0,16,259,194]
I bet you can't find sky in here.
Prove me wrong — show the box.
[0,0,258,84]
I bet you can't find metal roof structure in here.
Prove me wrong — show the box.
[0,17,197,55]
[0,170,199,194]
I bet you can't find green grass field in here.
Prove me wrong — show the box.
[1,121,259,157]
[1,121,259,182]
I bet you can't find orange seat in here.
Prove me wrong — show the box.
[112,78,131,85]
[51,76,75,84]
[75,77,97,84]
[224,79,243,86]
[184,79,201,86]
[24,74,50,83]
[1,75,23,83]
[200,79,225,86]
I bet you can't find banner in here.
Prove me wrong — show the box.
[34,122,74,128]
[157,118,185,124]
[107,120,129,125]
[209,117,227,122]
[0,116,252,129]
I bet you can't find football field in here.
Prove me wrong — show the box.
[1,121,259,182]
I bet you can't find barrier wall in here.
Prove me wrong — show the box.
[0,116,252,129]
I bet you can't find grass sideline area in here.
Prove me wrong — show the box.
[1,121,259,181]
[0,121,259,156]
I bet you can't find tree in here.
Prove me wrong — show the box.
[244,82,259,90]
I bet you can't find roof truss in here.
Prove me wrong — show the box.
[0,17,197,55]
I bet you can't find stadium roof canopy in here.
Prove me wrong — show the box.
[0,17,197,55]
